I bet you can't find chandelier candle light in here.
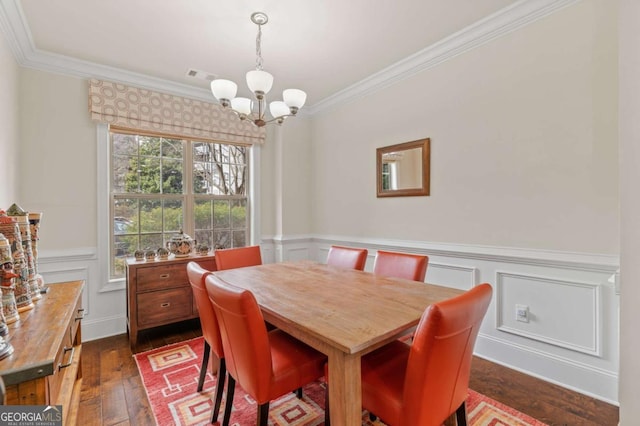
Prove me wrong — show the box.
[210,12,306,127]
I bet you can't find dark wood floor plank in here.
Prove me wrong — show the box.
[75,396,102,426]
[79,336,102,401]
[469,356,618,426]
[123,375,155,425]
[100,382,129,426]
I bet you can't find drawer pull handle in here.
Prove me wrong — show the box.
[160,302,171,308]
[159,273,170,279]
[58,346,75,371]
[75,308,85,321]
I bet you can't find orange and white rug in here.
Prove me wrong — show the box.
[134,337,548,426]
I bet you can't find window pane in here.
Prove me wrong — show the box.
[140,199,162,232]
[229,165,246,195]
[214,230,231,250]
[195,199,213,229]
[113,257,126,277]
[212,164,226,195]
[137,157,161,193]
[112,133,137,155]
[112,155,136,193]
[193,161,210,194]
[140,233,163,251]
[162,138,182,158]
[195,230,213,249]
[114,199,138,234]
[214,200,230,228]
[162,158,183,194]
[232,230,246,247]
[114,234,137,258]
[231,199,246,229]
[139,135,161,157]
[163,199,183,233]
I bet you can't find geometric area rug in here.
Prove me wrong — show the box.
[134,337,549,426]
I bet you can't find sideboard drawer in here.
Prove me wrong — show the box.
[137,288,193,328]
[48,324,73,404]
[136,263,189,292]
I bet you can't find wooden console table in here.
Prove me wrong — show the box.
[126,254,216,349]
[0,280,84,425]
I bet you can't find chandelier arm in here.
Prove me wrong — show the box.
[262,114,294,124]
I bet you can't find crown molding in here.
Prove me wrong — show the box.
[307,0,581,114]
[0,0,581,110]
[0,0,213,101]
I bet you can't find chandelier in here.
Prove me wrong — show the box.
[210,12,306,128]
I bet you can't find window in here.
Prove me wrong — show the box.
[109,130,250,279]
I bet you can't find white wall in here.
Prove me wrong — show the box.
[618,0,640,422]
[0,28,19,206]
[18,70,96,249]
[310,0,618,254]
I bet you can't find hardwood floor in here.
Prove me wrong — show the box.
[78,319,619,426]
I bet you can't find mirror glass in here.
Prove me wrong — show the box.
[376,138,430,197]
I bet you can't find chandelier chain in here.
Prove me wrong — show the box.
[255,24,263,71]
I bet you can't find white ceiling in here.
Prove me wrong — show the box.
[1,0,573,111]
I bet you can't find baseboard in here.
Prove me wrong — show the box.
[82,314,127,342]
[476,333,619,405]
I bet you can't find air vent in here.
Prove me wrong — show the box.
[186,68,217,81]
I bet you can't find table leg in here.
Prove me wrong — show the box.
[327,349,361,426]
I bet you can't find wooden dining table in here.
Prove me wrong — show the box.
[212,260,464,426]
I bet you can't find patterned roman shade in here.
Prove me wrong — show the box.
[88,79,265,144]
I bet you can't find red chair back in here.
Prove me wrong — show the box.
[373,250,428,282]
[326,245,368,270]
[214,245,263,271]
[205,274,273,402]
[402,283,492,425]
[186,262,224,358]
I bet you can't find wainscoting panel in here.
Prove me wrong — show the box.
[495,271,601,356]
[427,262,478,290]
[38,250,94,318]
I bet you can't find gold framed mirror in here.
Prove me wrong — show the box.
[376,138,430,197]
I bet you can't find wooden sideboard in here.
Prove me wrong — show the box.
[126,254,216,348]
[0,280,84,425]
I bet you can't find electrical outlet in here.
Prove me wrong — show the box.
[515,304,529,323]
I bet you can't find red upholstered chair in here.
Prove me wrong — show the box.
[360,283,492,426]
[326,245,368,271]
[205,274,327,426]
[214,245,262,271]
[372,250,428,282]
[186,262,226,424]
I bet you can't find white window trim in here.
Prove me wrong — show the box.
[96,123,262,292]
